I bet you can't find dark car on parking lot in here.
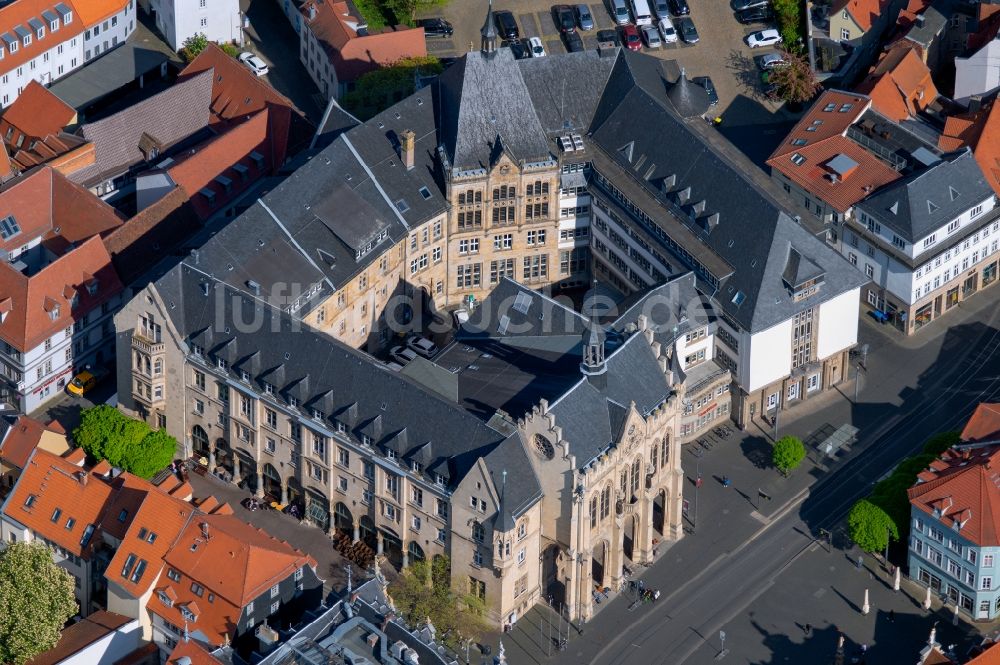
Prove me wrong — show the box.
[669,0,690,15]
[506,38,531,58]
[620,24,642,50]
[735,5,774,23]
[730,0,768,10]
[553,5,577,32]
[415,18,454,36]
[563,30,585,50]
[495,10,519,39]
[692,76,718,105]
[597,28,619,46]
[677,16,698,42]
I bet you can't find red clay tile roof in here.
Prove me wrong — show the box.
[74,0,129,25]
[2,448,115,558]
[166,109,284,220]
[832,0,891,30]
[968,641,1000,665]
[909,443,1000,547]
[26,611,134,665]
[939,100,1000,197]
[151,514,316,645]
[180,45,295,122]
[0,415,66,470]
[767,90,901,213]
[167,639,225,665]
[857,45,939,122]
[1,80,76,141]
[301,0,426,82]
[962,403,1000,442]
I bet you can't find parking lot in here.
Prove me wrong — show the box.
[419,0,797,163]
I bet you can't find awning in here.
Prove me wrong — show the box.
[560,171,587,189]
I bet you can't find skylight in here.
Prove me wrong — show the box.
[0,215,21,241]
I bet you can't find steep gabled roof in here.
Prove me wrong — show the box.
[939,98,1000,196]
[832,0,892,30]
[0,415,68,470]
[962,403,1000,442]
[858,45,940,122]
[0,80,76,141]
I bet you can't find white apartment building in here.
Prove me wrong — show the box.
[147,0,241,50]
[0,0,135,109]
[838,148,1000,333]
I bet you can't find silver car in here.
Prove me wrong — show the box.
[576,4,594,29]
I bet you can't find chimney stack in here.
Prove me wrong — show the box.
[401,129,416,171]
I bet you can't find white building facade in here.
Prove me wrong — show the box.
[148,0,241,50]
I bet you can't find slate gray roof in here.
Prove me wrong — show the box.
[856,148,993,242]
[72,70,214,186]
[612,272,715,345]
[437,49,552,170]
[48,40,176,112]
[155,263,540,507]
[585,50,866,332]
[666,70,711,119]
[518,49,618,137]
[311,97,361,150]
[459,277,589,342]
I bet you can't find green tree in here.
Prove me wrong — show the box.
[340,56,442,120]
[219,42,241,58]
[390,556,489,651]
[73,405,176,479]
[848,499,899,553]
[765,51,821,106]
[381,0,449,23]
[771,0,803,50]
[0,541,77,665]
[180,32,210,62]
[772,435,806,476]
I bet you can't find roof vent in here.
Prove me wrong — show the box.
[559,135,576,152]
[676,186,691,205]
[247,280,261,295]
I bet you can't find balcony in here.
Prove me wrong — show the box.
[132,334,163,355]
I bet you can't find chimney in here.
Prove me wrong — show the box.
[77,471,88,486]
[400,129,416,171]
[969,95,983,113]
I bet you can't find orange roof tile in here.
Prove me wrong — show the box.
[969,641,1000,665]
[2,449,115,557]
[180,45,295,122]
[962,403,1000,442]
[1,80,76,140]
[909,443,1000,547]
[858,45,939,122]
[73,0,129,26]
[302,0,426,82]
[166,109,283,220]
[832,0,891,30]
[0,415,66,470]
[941,99,1000,197]
[151,514,316,645]
[167,639,225,665]
[768,90,901,213]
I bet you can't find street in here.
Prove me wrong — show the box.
[492,288,1000,665]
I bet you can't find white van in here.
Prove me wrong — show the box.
[610,0,631,24]
[630,0,654,25]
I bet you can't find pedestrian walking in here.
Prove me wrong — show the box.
[856,555,864,570]
[888,610,895,623]
[804,623,811,636]
[722,475,731,487]
[695,475,703,488]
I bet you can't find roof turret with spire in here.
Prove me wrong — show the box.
[481,0,498,56]
[581,281,607,387]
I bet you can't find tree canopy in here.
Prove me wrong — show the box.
[389,556,489,651]
[73,405,176,479]
[341,56,443,120]
[0,541,77,665]
[848,499,899,553]
[180,33,210,62]
[765,50,821,105]
[772,435,806,476]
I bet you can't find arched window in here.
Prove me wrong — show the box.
[600,486,611,518]
[590,496,598,528]
[651,439,660,472]
[631,457,641,494]
[458,192,466,205]
[661,435,670,468]
[620,469,628,496]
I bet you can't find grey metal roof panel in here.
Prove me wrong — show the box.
[458,277,588,339]
[437,49,552,170]
[517,49,618,136]
[49,40,175,110]
[54,3,72,15]
[612,272,714,343]
[12,25,29,38]
[857,148,992,242]
[27,18,44,31]
[155,264,527,491]
[41,10,58,22]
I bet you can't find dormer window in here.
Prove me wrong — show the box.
[180,605,197,622]
[263,382,273,395]
[8,42,17,53]
[385,448,396,460]
[288,396,298,408]
[49,305,60,320]
[240,370,250,382]
[22,35,30,47]
[312,409,322,420]
[217,358,227,370]
[158,591,173,607]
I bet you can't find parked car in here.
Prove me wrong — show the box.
[610,0,631,25]
[415,17,453,36]
[528,36,547,56]
[746,27,782,47]
[564,30,585,51]
[754,52,787,69]
[576,4,595,29]
[653,0,670,18]
[730,0,768,10]
[507,38,530,58]
[641,24,662,47]
[692,75,718,105]
[658,16,677,42]
[620,23,642,50]
[389,346,418,366]
[67,367,108,397]
[735,5,774,23]
[495,10,519,39]
[406,335,439,358]
[597,28,620,46]
[669,0,690,16]
[677,16,698,42]
[553,5,577,32]
[238,52,268,76]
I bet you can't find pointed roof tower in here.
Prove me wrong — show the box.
[581,281,607,386]
[481,0,498,56]
[494,469,517,533]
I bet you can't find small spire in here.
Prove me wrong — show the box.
[480,0,497,55]
[581,280,607,380]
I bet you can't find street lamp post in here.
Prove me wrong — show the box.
[854,362,865,402]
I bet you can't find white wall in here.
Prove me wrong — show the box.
[746,319,793,393]
[153,0,241,50]
[83,3,136,62]
[816,287,860,358]
[59,619,141,665]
